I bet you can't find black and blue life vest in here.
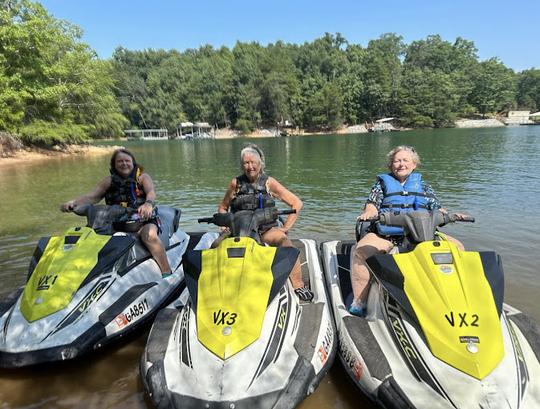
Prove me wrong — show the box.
[104,165,146,208]
[376,172,430,236]
[230,173,277,231]
[230,173,276,212]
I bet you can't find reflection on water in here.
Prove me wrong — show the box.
[0,126,539,408]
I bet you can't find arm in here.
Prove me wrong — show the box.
[423,182,442,211]
[424,183,468,220]
[60,176,111,212]
[138,173,156,219]
[358,181,382,220]
[267,177,303,233]
[359,203,379,220]
[217,178,238,214]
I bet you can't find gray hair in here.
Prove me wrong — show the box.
[240,143,266,172]
[386,145,421,168]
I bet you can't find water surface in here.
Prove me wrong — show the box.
[0,126,538,408]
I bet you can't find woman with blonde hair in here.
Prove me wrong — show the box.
[349,145,464,316]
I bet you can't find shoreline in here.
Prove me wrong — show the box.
[0,144,123,168]
[0,118,509,165]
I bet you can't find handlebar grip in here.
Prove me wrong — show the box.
[460,216,475,223]
[449,214,475,223]
[278,209,296,215]
[197,217,213,223]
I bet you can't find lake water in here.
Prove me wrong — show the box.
[0,126,539,408]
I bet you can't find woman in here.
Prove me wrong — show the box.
[60,148,172,277]
[217,143,313,302]
[350,145,464,316]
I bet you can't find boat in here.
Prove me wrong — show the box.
[321,211,540,408]
[140,208,336,408]
[0,204,188,368]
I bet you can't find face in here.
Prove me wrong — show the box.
[390,149,417,182]
[114,152,134,177]
[241,153,262,181]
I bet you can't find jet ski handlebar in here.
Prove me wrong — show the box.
[71,204,137,234]
[198,208,296,239]
[377,211,474,227]
[374,210,474,243]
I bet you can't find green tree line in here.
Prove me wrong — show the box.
[1,0,540,146]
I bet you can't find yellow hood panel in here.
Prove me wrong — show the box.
[21,227,111,322]
[394,240,504,379]
[196,237,276,359]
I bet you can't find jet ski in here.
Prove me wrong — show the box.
[321,211,540,408]
[141,208,336,408]
[0,204,188,368]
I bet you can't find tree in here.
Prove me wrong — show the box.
[361,33,404,119]
[399,67,459,127]
[517,69,540,111]
[469,58,516,116]
[0,0,126,144]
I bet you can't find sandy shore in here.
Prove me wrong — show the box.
[0,144,123,168]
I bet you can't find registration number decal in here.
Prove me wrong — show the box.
[115,299,150,328]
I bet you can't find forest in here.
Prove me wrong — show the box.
[2,0,540,146]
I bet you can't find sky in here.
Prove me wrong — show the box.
[39,0,539,72]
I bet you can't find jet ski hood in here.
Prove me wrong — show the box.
[21,226,135,322]
[368,239,505,379]
[183,236,298,359]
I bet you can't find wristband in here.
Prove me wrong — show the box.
[145,200,155,207]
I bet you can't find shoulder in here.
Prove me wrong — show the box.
[370,178,383,190]
[139,172,153,184]
[376,173,393,185]
[100,175,112,187]
[226,177,238,193]
[95,175,112,195]
[422,181,435,192]
[266,176,280,190]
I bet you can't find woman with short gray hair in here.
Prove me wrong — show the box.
[217,143,312,301]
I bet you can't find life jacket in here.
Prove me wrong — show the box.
[230,173,276,212]
[230,173,277,231]
[104,165,146,208]
[376,172,430,236]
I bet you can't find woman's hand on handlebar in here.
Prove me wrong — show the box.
[60,200,76,212]
[452,213,475,222]
[138,202,154,220]
[357,204,378,221]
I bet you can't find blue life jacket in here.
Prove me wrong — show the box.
[376,172,429,236]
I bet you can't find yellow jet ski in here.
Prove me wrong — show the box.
[141,208,336,408]
[321,211,540,408]
[0,204,188,367]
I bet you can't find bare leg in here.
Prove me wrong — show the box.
[261,228,304,288]
[139,224,171,273]
[351,233,393,305]
[444,234,465,251]
[210,229,229,249]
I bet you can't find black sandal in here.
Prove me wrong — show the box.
[294,286,314,302]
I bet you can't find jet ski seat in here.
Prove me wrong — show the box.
[157,207,181,248]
